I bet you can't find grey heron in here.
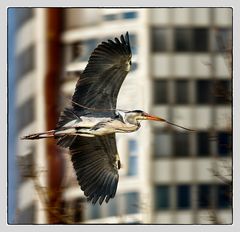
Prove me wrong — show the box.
[22,32,193,204]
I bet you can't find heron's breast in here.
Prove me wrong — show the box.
[62,117,111,128]
[109,120,139,132]
[75,116,111,128]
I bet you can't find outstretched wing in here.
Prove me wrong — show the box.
[72,32,132,111]
[70,134,119,204]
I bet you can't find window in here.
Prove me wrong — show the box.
[174,28,192,52]
[71,41,82,62]
[214,80,231,104]
[64,71,81,81]
[106,197,118,217]
[175,80,190,104]
[154,133,172,157]
[88,203,101,219]
[128,140,138,176]
[214,28,232,52]
[18,150,34,182]
[173,132,190,157]
[73,39,98,62]
[18,203,35,224]
[129,34,137,55]
[73,198,84,223]
[17,45,35,79]
[217,184,231,208]
[217,132,232,156]
[58,200,68,224]
[15,8,34,29]
[197,132,210,156]
[103,14,118,21]
[154,80,168,104]
[193,28,209,51]
[196,80,213,104]
[198,184,212,208]
[17,97,35,131]
[126,192,139,214]
[122,11,138,19]
[68,39,98,63]
[177,185,191,209]
[155,185,170,210]
[152,28,171,52]
[131,62,138,72]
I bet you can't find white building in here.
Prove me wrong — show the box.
[12,8,232,224]
[14,8,48,224]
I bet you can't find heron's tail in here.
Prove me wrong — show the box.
[21,130,55,140]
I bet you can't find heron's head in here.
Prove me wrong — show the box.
[124,110,165,124]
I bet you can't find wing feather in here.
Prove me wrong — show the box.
[70,134,119,204]
[72,32,132,111]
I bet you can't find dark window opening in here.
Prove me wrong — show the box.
[217,184,232,208]
[197,132,210,156]
[196,80,213,104]
[173,132,190,157]
[217,132,232,156]
[155,186,170,210]
[152,28,170,52]
[198,184,212,208]
[214,80,231,104]
[175,80,190,104]
[174,28,192,52]
[193,28,209,52]
[177,185,191,209]
[154,80,168,104]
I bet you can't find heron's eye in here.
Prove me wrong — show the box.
[129,61,132,65]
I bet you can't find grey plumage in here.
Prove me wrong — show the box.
[22,32,188,205]
[61,32,132,204]
[70,134,119,205]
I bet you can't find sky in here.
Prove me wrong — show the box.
[7,8,17,224]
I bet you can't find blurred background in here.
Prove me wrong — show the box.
[8,8,232,224]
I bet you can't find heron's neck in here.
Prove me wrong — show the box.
[117,110,140,126]
[125,115,140,126]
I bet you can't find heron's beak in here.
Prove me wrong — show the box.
[143,113,195,131]
[143,114,166,122]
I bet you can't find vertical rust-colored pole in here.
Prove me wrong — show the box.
[45,8,64,224]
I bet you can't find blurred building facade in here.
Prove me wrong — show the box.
[13,8,38,223]
[11,8,232,224]
[13,8,49,223]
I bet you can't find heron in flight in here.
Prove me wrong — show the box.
[22,32,193,204]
